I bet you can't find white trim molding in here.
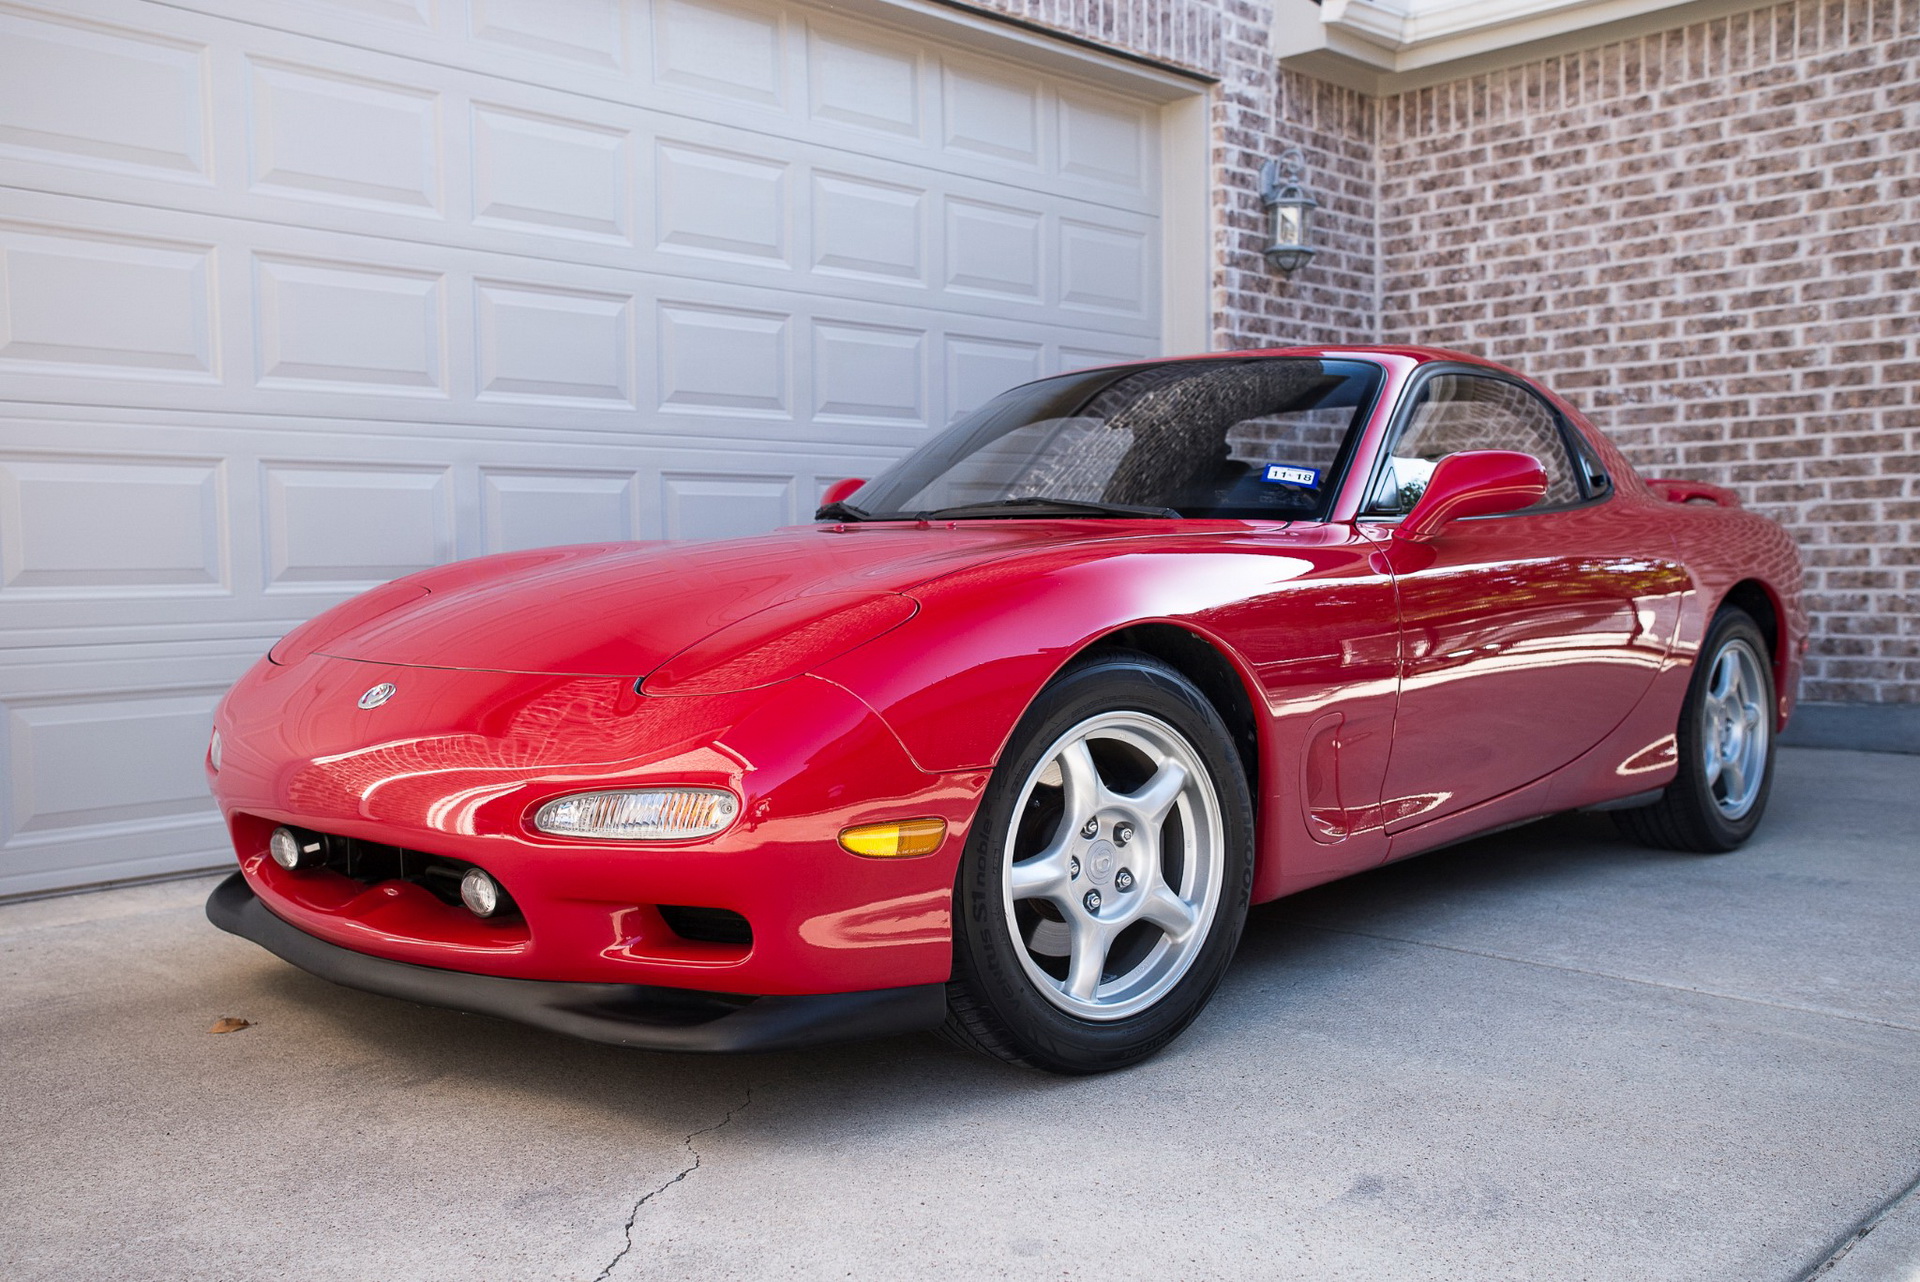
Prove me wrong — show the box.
[1277,0,1784,93]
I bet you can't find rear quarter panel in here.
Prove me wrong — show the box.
[1661,500,1807,728]
[1539,389,1807,729]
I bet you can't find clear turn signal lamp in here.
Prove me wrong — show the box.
[533,788,739,840]
[838,818,947,858]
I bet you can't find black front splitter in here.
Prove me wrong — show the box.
[206,872,949,1053]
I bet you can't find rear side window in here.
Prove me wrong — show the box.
[1364,374,1582,515]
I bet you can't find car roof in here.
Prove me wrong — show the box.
[1095,345,1533,383]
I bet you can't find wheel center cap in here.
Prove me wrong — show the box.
[1085,839,1117,886]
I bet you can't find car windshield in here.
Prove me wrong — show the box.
[837,357,1382,522]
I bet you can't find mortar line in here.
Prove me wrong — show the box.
[1280,920,1920,1036]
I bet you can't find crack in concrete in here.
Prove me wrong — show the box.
[1283,920,1920,1036]
[1795,1166,1920,1280]
[592,1086,753,1282]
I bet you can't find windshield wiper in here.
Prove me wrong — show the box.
[814,500,879,521]
[915,497,1181,521]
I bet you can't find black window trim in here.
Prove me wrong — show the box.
[1354,362,1614,527]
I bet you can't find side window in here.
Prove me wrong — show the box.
[1364,374,1582,515]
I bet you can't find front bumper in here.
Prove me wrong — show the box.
[211,659,988,993]
[208,874,949,1052]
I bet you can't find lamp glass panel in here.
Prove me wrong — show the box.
[1273,202,1303,246]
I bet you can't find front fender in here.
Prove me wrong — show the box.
[815,544,1286,774]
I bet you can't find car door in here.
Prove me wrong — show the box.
[1366,370,1686,830]
[1156,360,1400,887]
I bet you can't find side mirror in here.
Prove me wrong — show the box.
[820,477,866,506]
[1395,450,1547,543]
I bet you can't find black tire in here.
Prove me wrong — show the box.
[941,651,1254,1073]
[1613,608,1777,853]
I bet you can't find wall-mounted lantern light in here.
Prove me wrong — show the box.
[1260,149,1318,275]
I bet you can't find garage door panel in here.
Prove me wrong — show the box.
[470,0,632,71]
[0,220,218,380]
[941,56,1043,165]
[0,642,260,898]
[653,0,788,106]
[661,471,799,541]
[1059,219,1153,317]
[480,467,638,553]
[0,5,212,184]
[655,300,792,418]
[470,102,633,243]
[261,462,455,592]
[804,18,926,141]
[253,254,447,394]
[245,56,445,217]
[943,334,1042,421]
[812,321,926,425]
[310,0,436,33]
[0,454,228,597]
[653,139,790,265]
[809,170,924,282]
[475,280,635,407]
[6,687,222,836]
[1057,85,1152,191]
[943,197,1042,301]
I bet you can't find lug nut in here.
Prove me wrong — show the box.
[1083,889,1102,913]
[1069,856,1081,879]
[1114,822,1134,846]
[1115,868,1134,892]
[1079,817,1099,838]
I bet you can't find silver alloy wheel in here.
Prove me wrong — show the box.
[1001,710,1224,1021]
[1701,636,1769,820]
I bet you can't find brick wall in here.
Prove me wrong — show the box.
[1376,0,1919,704]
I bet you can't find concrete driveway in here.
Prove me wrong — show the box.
[2,745,1915,1281]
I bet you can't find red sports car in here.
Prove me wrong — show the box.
[206,347,1803,1073]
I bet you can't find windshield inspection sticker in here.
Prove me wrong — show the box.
[1262,464,1320,487]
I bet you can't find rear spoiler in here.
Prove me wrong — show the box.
[1645,478,1742,507]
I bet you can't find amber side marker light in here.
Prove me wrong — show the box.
[838,818,947,858]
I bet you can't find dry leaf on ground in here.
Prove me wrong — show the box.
[208,1017,254,1034]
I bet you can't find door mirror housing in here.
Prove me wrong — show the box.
[820,477,866,506]
[1394,450,1548,543]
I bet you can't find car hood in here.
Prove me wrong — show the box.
[306,523,1143,678]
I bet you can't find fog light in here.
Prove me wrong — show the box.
[838,818,947,858]
[268,826,320,871]
[208,729,222,772]
[460,868,501,918]
[533,788,739,840]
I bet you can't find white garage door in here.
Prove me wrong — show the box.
[0,0,1195,896]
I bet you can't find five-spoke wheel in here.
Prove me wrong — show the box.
[1700,637,1769,821]
[1003,710,1223,1021]
[943,652,1252,1073]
